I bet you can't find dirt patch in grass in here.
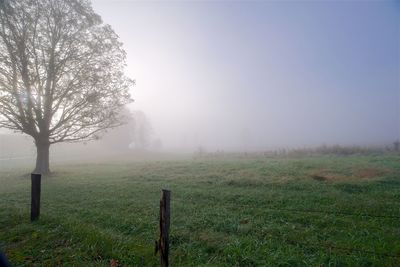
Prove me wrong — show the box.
[353,167,390,179]
[198,230,230,252]
[225,179,264,187]
[311,166,391,182]
[310,170,348,182]
[311,174,328,181]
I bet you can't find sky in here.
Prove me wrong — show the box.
[90,0,399,151]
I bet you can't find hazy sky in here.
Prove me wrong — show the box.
[91,0,399,151]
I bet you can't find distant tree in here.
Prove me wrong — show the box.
[99,109,155,152]
[394,140,400,152]
[151,138,163,151]
[0,0,133,174]
[129,110,152,150]
[100,107,134,151]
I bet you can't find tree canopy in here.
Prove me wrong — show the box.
[0,0,134,173]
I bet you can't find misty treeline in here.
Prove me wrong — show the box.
[193,142,400,160]
[0,0,133,174]
[0,108,160,159]
[101,108,159,151]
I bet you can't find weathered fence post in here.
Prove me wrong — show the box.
[31,173,41,221]
[155,189,171,267]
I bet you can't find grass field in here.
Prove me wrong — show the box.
[1,154,399,266]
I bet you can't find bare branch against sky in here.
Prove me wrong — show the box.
[0,0,133,173]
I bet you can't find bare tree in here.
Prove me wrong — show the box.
[130,110,152,150]
[100,107,134,151]
[394,140,400,152]
[0,0,134,174]
[100,109,156,151]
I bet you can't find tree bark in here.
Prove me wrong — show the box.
[34,139,50,175]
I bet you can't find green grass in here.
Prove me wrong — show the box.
[1,154,399,266]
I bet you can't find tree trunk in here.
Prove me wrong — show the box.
[34,140,50,175]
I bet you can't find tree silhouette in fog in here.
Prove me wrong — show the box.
[100,109,154,151]
[129,110,153,150]
[0,0,133,174]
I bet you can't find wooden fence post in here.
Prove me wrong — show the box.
[155,189,171,267]
[31,173,41,221]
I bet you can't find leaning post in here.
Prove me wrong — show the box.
[155,189,171,267]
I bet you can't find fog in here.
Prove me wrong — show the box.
[91,0,399,151]
[1,0,399,158]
